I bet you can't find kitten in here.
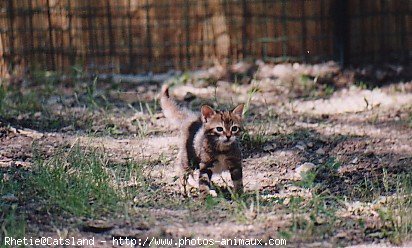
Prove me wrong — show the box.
[160,84,244,197]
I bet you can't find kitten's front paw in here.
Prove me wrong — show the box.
[209,189,218,197]
[198,189,218,200]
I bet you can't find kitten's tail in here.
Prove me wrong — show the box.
[160,84,194,127]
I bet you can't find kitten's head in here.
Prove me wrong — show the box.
[201,104,244,146]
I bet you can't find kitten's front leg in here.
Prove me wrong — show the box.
[198,162,213,198]
[229,162,243,194]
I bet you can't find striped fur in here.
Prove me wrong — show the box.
[160,84,244,197]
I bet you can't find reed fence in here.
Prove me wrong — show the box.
[0,0,410,77]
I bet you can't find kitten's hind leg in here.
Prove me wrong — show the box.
[180,171,190,197]
[178,149,193,197]
[179,159,195,197]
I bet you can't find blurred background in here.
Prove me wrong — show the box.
[0,0,410,77]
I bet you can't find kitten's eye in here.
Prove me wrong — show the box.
[216,127,224,132]
[231,126,239,132]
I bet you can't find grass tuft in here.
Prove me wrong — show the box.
[377,173,412,244]
[0,170,27,246]
[31,145,121,216]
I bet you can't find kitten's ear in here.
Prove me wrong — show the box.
[231,104,244,118]
[201,105,216,122]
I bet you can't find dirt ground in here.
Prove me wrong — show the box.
[1,62,411,247]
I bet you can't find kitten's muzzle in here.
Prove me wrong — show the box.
[222,135,235,143]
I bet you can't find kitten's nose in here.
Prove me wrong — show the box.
[226,135,231,140]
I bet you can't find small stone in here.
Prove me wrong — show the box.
[263,143,276,152]
[295,162,316,175]
[295,142,306,151]
[307,142,314,148]
[34,112,42,118]
[297,141,306,147]
[82,220,114,233]
[351,157,359,164]
[295,145,305,151]
[316,148,326,155]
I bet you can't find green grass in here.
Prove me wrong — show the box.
[0,143,152,241]
[127,99,159,138]
[0,87,43,116]
[281,159,343,241]
[189,190,263,223]
[296,74,339,99]
[0,143,163,245]
[0,81,60,131]
[243,82,261,116]
[377,173,412,244]
[0,170,27,247]
[31,145,123,216]
[296,170,318,189]
[241,130,269,151]
[285,193,339,241]
[167,73,191,87]
[241,119,271,151]
[295,158,341,189]
[355,81,369,90]
[0,205,26,248]
[289,157,412,245]
[299,75,315,91]
[324,85,335,97]
[0,75,116,132]
[86,76,99,108]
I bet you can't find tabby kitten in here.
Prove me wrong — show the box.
[160,84,244,197]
